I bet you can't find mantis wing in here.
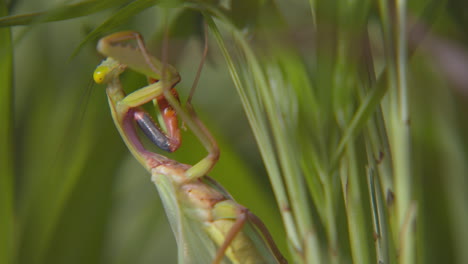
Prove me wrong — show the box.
[154,174,283,264]
[241,220,284,264]
[151,172,220,264]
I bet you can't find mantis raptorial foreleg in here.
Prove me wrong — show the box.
[96,31,219,180]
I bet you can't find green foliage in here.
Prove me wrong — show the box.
[2,0,468,263]
[0,2,14,264]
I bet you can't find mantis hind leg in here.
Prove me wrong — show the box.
[212,207,288,264]
[212,207,248,264]
[247,212,288,264]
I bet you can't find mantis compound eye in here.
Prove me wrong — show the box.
[93,65,110,84]
[93,58,125,84]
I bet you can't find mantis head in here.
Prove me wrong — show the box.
[93,57,127,84]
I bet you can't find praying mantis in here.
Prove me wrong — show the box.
[93,31,288,264]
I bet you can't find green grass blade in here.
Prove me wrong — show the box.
[72,0,161,57]
[436,108,468,264]
[203,15,298,255]
[0,2,14,264]
[330,75,388,171]
[0,0,133,27]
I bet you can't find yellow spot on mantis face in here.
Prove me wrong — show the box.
[94,58,125,84]
[93,65,110,84]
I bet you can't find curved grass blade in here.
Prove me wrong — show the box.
[330,75,388,172]
[200,11,298,259]
[71,0,162,58]
[0,0,132,27]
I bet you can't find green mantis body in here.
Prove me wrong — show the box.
[93,31,287,264]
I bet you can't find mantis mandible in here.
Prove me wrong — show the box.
[93,31,288,264]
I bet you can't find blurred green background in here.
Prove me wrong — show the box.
[1,0,468,263]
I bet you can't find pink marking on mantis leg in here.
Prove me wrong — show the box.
[123,108,180,170]
[123,109,148,154]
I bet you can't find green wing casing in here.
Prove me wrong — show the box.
[151,172,218,264]
[152,169,283,264]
